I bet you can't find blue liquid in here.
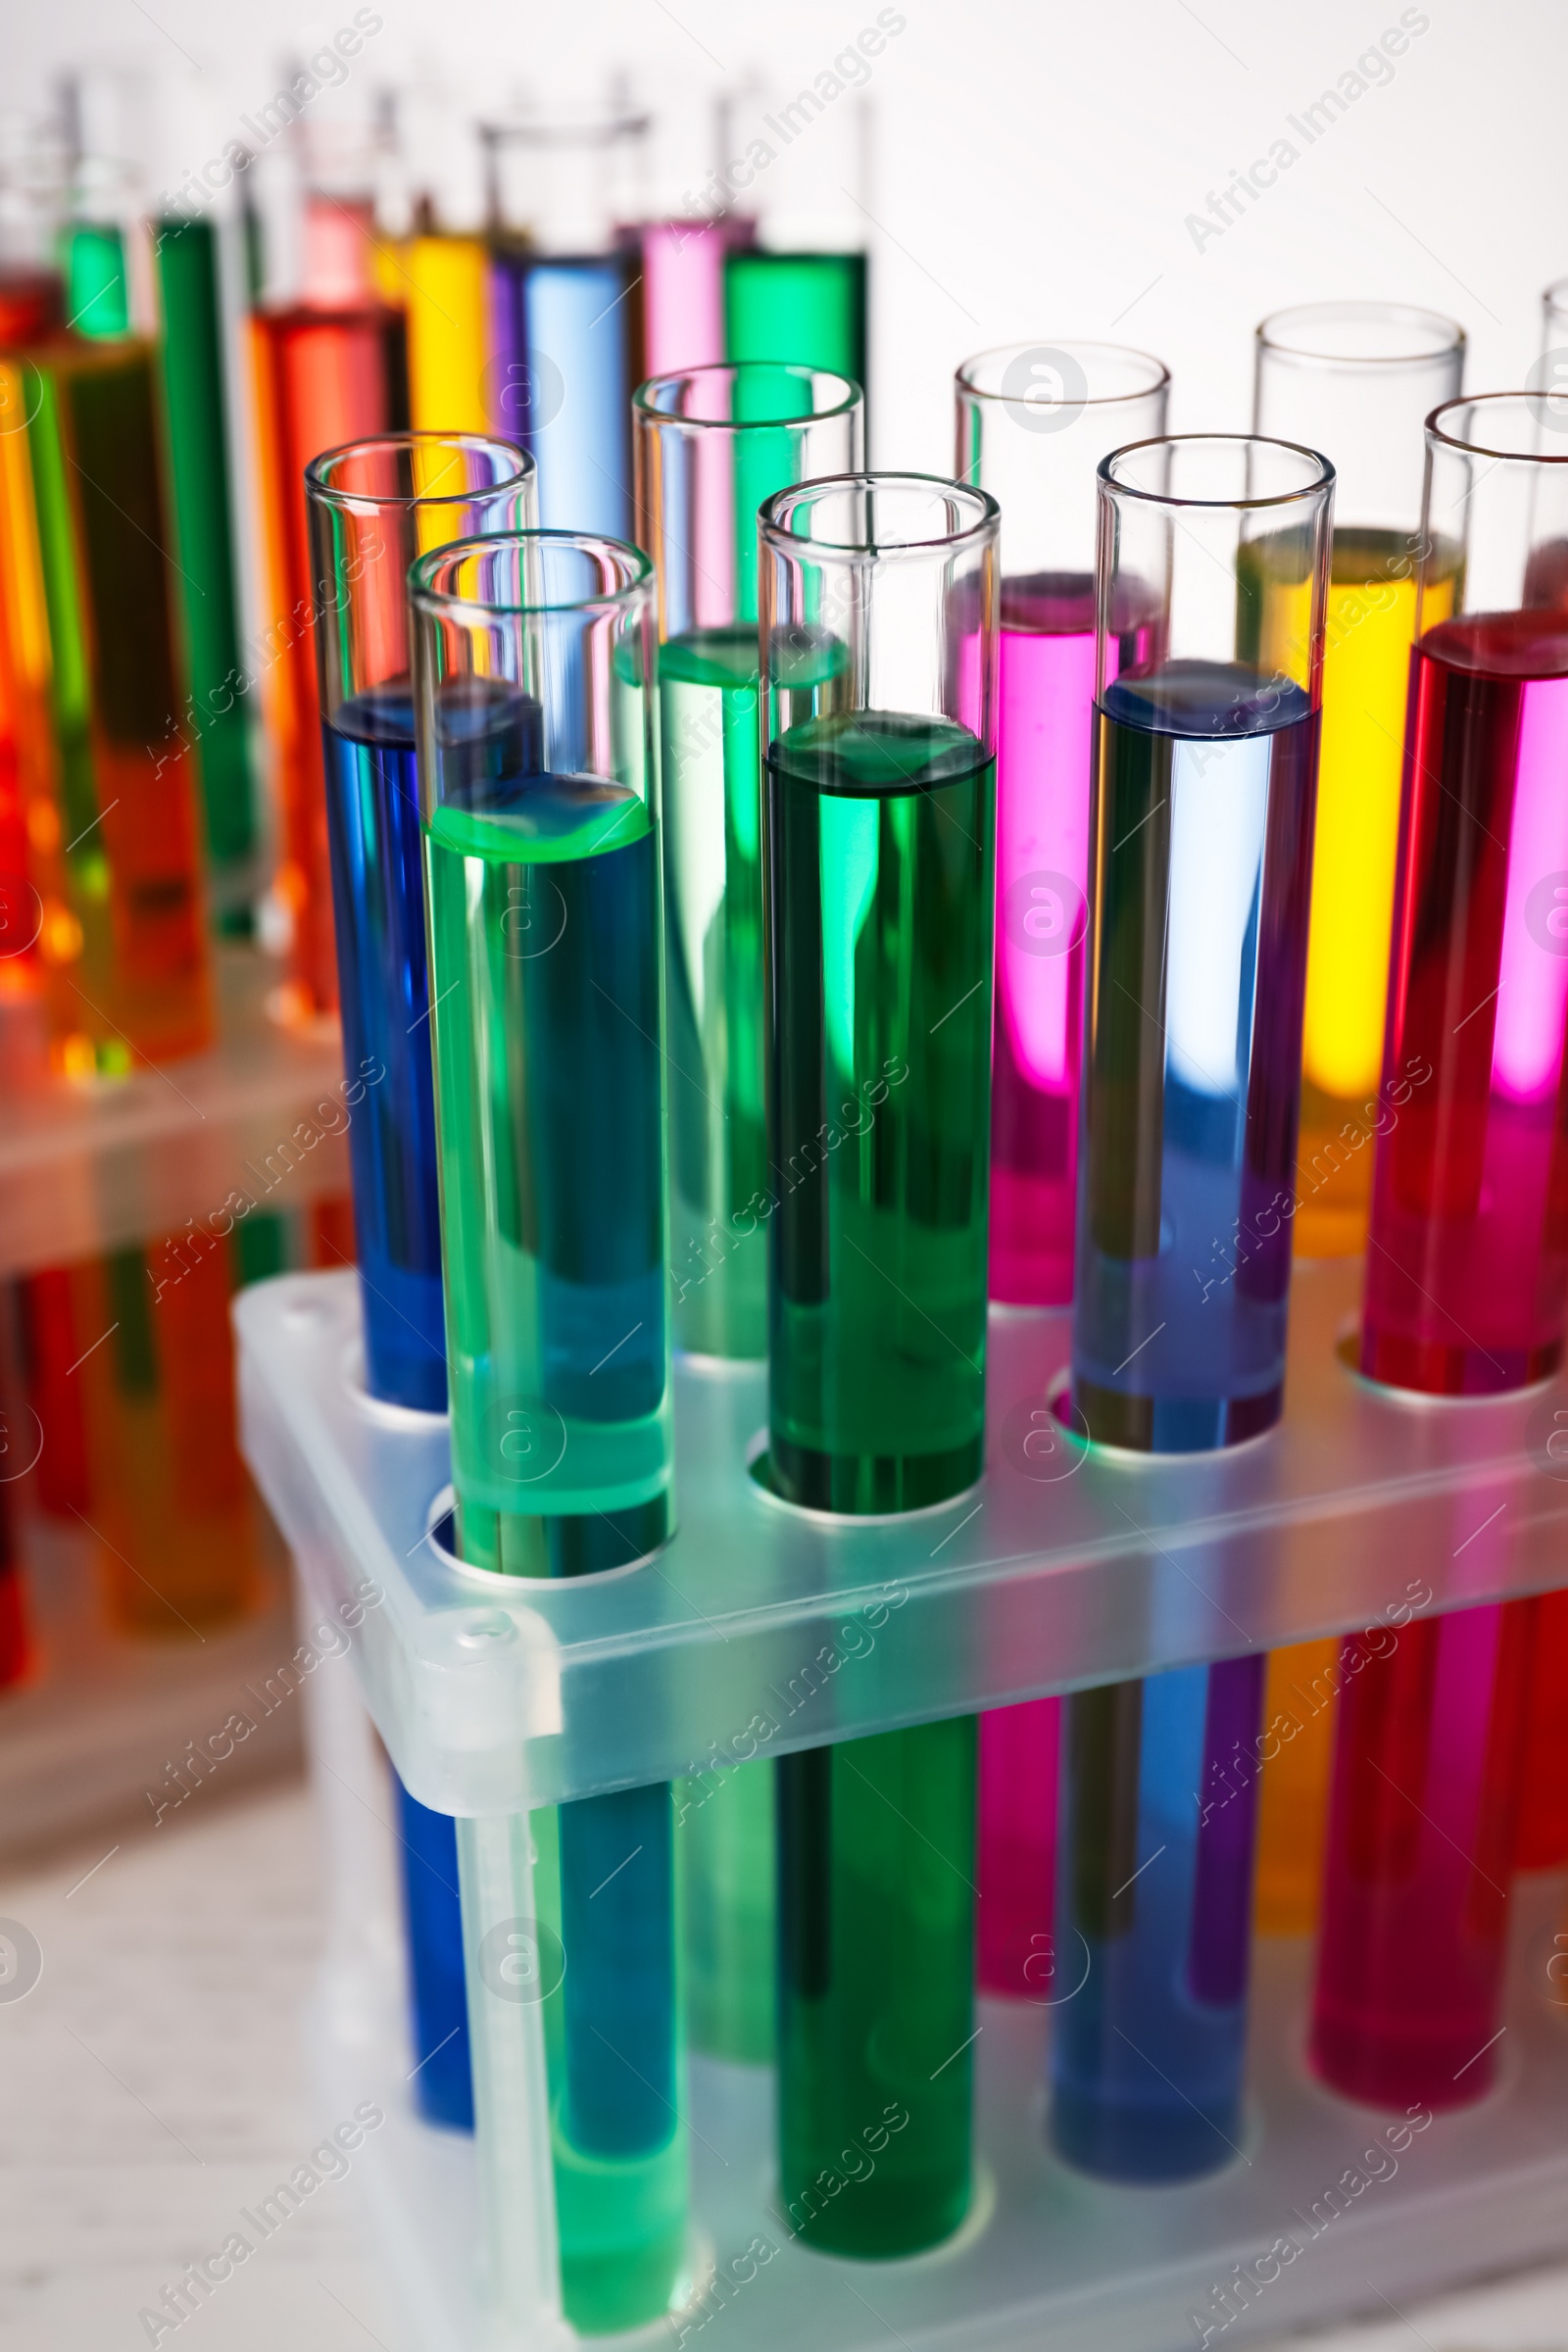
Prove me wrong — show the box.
[322,688,446,1411]
[393,1772,473,2132]
[488,250,635,538]
[1051,1655,1264,2180]
[1074,662,1319,1451]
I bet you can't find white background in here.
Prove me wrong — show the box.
[11,0,1567,468]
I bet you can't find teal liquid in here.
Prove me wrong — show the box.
[423,710,673,1575]
[532,1802,687,2333]
[424,698,686,2332]
[661,625,848,1358]
[764,711,996,1511]
[724,249,866,388]
[63,222,129,337]
[660,628,769,1358]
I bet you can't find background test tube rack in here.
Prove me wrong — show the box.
[238,1264,1568,2352]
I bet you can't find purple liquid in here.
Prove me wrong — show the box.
[990,577,1161,1305]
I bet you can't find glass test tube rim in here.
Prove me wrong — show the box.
[411,524,653,618]
[759,466,1001,560]
[1426,388,1568,465]
[633,359,861,434]
[305,430,535,518]
[1255,299,1465,373]
[1099,432,1336,513]
[955,338,1171,408]
[477,110,652,152]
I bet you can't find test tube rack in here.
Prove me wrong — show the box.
[0,940,349,1854]
[238,1261,1568,2352]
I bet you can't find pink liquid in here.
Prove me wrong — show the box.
[1362,611,1568,1392]
[977,1697,1058,1998]
[989,577,1161,1305]
[1310,1590,1535,2109]
[640,218,754,376]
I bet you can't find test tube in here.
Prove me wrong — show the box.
[393,1770,473,2131]
[977,1697,1058,1998]
[955,339,1170,1306]
[759,472,999,1506]
[1541,278,1568,394]
[481,107,647,537]
[1515,1588,1568,1869]
[402,227,487,430]
[306,432,535,1412]
[1361,395,1568,1392]
[760,474,996,2256]
[1310,1592,1536,2108]
[68,1233,273,1634]
[1051,1656,1265,2180]
[0,317,213,1072]
[639,214,754,376]
[1073,437,1333,1451]
[15,1269,89,1517]
[717,78,868,389]
[0,1484,24,1690]
[153,209,259,893]
[1251,1637,1339,1934]
[634,362,863,1360]
[59,77,135,339]
[411,530,681,2329]
[392,90,490,435]
[251,151,409,1022]
[1253,305,1464,1256]
[634,363,860,2067]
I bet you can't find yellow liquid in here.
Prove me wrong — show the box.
[400,233,488,433]
[1252,1638,1340,1936]
[1245,529,1458,1253]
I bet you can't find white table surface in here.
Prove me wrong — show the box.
[1,1773,1564,2352]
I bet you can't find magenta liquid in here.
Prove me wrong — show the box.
[977,1698,1058,1998]
[1310,1584,1536,2109]
[990,576,1161,1305]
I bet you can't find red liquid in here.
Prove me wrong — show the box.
[15,1269,90,1515]
[977,1697,1058,1997]
[1515,1587,1568,1869]
[1362,611,1568,1393]
[250,212,406,1022]
[1310,1595,1535,2109]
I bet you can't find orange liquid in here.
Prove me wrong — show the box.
[65,1236,278,1635]
[250,301,407,1020]
[1253,1638,1340,1935]
[0,333,212,1070]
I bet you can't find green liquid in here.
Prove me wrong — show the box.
[724,249,866,388]
[155,215,255,875]
[678,1758,774,2062]
[661,626,848,1358]
[424,761,673,1577]
[777,1718,977,2255]
[764,711,995,1511]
